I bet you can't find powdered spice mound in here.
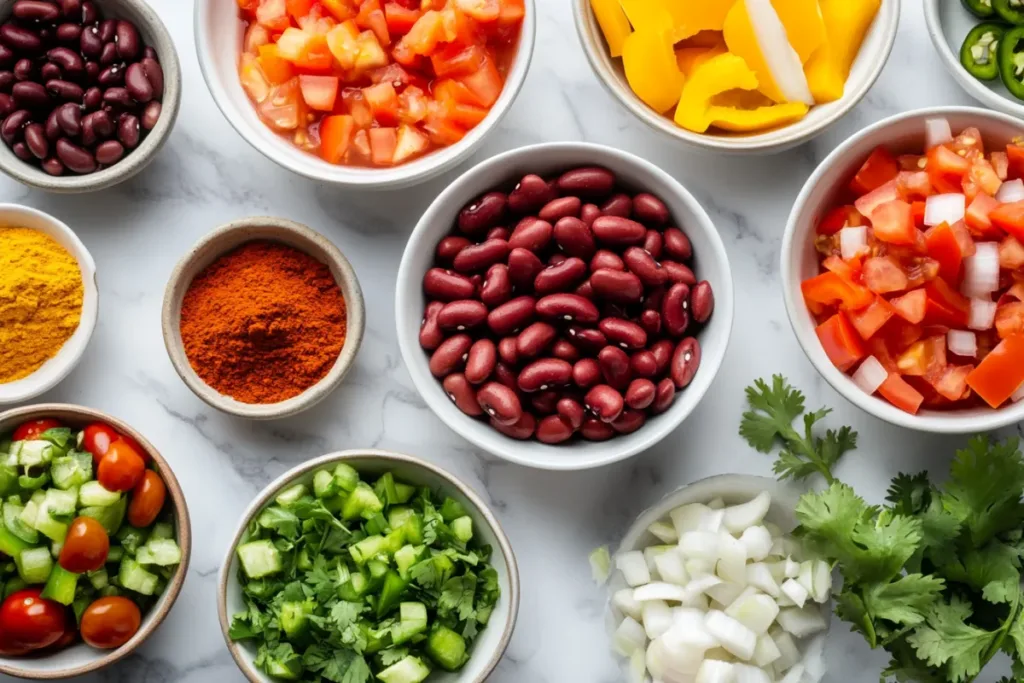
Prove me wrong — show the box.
[179,241,347,404]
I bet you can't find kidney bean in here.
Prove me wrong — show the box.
[140,56,162,97]
[639,310,661,337]
[438,300,488,331]
[581,417,615,441]
[1,109,30,144]
[597,345,631,389]
[435,236,470,265]
[81,1,98,24]
[663,228,693,261]
[12,58,32,82]
[55,137,94,173]
[575,278,594,300]
[518,358,572,392]
[538,196,581,222]
[11,141,29,160]
[23,122,46,158]
[44,108,61,140]
[40,63,61,82]
[599,318,647,350]
[453,238,508,273]
[429,334,472,378]
[572,358,601,388]
[590,250,624,272]
[642,229,662,257]
[486,226,509,241]
[12,81,48,108]
[423,268,475,301]
[0,93,13,118]
[124,62,153,102]
[590,268,643,304]
[663,282,694,338]
[644,340,669,374]
[556,397,585,429]
[98,41,117,66]
[548,253,566,266]
[536,293,599,324]
[82,86,102,110]
[533,257,586,296]
[40,155,62,175]
[493,361,518,391]
[43,80,80,103]
[671,337,701,389]
[47,46,82,75]
[652,378,676,414]
[568,326,607,354]
[79,26,101,58]
[419,301,444,351]
[56,23,81,43]
[143,46,157,61]
[553,216,595,259]
[491,412,535,440]
[140,100,160,130]
[600,193,632,218]
[508,174,555,214]
[60,0,81,14]
[476,382,523,426]
[487,295,535,336]
[497,338,518,367]
[644,287,665,314]
[551,338,580,363]
[98,20,116,43]
[630,351,658,379]
[443,373,483,417]
[464,339,497,385]
[507,216,552,252]
[530,390,559,415]
[1,25,43,54]
[79,111,98,144]
[458,191,507,235]
[516,322,556,358]
[0,45,12,69]
[536,415,574,444]
[662,259,696,285]
[585,385,624,423]
[612,409,645,434]
[591,215,646,247]
[13,1,61,21]
[557,166,615,197]
[479,264,512,308]
[115,20,140,60]
[633,193,670,225]
[690,281,714,323]
[103,86,134,108]
[625,379,656,410]
[117,113,140,148]
[580,203,601,227]
[507,247,543,291]
[0,72,13,94]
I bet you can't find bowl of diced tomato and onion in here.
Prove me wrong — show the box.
[782,106,1024,433]
[194,0,535,189]
[0,405,190,679]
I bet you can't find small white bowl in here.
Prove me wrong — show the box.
[782,106,1024,434]
[193,1,536,189]
[573,0,900,154]
[218,449,519,683]
[924,0,1024,119]
[395,142,734,471]
[0,205,98,405]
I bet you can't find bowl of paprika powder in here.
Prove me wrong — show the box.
[161,217,365,420]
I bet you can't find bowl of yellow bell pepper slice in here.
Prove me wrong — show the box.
[574,0,901,154]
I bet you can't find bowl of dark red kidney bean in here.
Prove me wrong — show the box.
[0,0,180,193]
[396,143,734,470]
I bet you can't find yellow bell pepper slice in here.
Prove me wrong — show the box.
[723,0,813,104]
[804,42,845,103]
[676,43,728,78]
[819,0,881,79]
[678,30,729,49]
[622,29,685,114]
[668,0,737,41]
[618,0,673,33]
[674,53,809,134]
[590,0,631,58]
[770,0,825,64]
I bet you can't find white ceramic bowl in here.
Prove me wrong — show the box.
[573,0,900,154]
[782,106,1024,434]
[193,1,536,189]
[924,0,1024,119]
[395,142,734,470]
[0,205,98,405]
[218,449,519,683]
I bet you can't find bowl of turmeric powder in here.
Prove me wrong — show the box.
[0,205,99,405]
[161,216,365,420]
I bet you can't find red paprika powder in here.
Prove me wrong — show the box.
[179,241,347,404]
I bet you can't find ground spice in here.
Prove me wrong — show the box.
[0,227,83,384]
[179,241,347,404]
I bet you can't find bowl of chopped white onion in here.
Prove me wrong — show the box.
[603,475,832,683]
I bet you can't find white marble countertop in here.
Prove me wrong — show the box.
[0,1,1016,682]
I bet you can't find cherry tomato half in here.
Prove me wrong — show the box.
[97,440,146,493]
[0,589,66,652]
[42,622,78,652]
[59,517,110,574]
[81,423,119,466]
[127,471,167,529]
[79,597,140,650]
[11,419,62,442]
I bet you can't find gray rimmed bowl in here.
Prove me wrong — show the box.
[161,216,365,420]
[0,403,191,680]
[0,0,181,193]
[218,449,520,683]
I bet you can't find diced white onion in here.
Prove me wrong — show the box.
[753,634,782,668]
[781,579,809,609]
[643,600,674,639]
[745,0,814,104]
[726,592,779,634]
[618,550,652,587]
[947,330,977,358]
[810,561,833,604]
[746,563,781,598]
[722,493,772,534]
[681,531,721,561]
[963,242,1001,296]
[700,509,726,533]
[780,663,806,683]
[771,629,801,672]
[649,520,679,544]
[671,504,713,536]
[1013,381,1024,403]
[739,526,773,562]
[797,561,815,595]
[696,659,736,683]
[969,297,998,330]
[997,178,1024,203]
[785,558,801,579]
[685,575,725,603]
[839,226,867,260]
[629,648,647,683]
[706,582,747,608]
[636,582,690,603]
[615,588,644,621]
[924,193,966,226]
[687,559,715,579]
[776,606,828,638]
[716,533,748,585]
[734,663,772,683]
[645,546,667,575]
[925,118,953,149]
[705,610,757,661]
[660,640,707,677]
[654,549,689,586]
[708,497,726,510]
[663,613,718,652]
[852,356,888,395]
[647,638,669,680]
[614,616,648,657]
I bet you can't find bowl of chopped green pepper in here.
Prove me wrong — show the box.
[218,450,519,683]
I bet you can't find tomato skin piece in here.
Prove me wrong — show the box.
[298,75,339,111]
[878,373,924,414]
[59,517,109,574]
[996,302,1024,339]
[990,200,1024,241]
[79,597,141,650]
[801,272,874,311]
[862,256,909,294]
[127,471,167,529]
[897,336,947,379]
[12,419,61,442]
[81,423,119,466]
[816,312,867,372]
[965,194,1002,238]
[368,127,397,166]
[257,44,296,85]
[932,364,973,401]
[924,221,963,282]
[455,0,500,22]
[319,114,354,164]
[847,296,895,340]
[384,2,421,34]
[927,145,972,194]
[822,255,862,281]
[1008,144,1024,180]
[285,0,314,20]
[0,589,66,652]
[97,441,146,493]
[911,201,926,227]
[967,334,1024,407]
[890,288,927,324]
[818,206,853,236]
[850,146,899,196]
[871,200,917,245]
[923,278,970,328]
[459,54,502,107]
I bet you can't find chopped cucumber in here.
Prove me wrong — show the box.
[350,535,390,565]
[279,600,313,641]
[3,502,38,544]
[401,601,427,626]
[42,487,77,520]
[37,428,73,451]
[3,576,26,598]
[118,556,158,595]
[395,545,426,579]
[18,441,54,468]
[79,481,121,507]
[148,522,174,541]
[377,656,431,683]
[377,571,408,618]
[426,626,468,671]
[265,656,301,680]
[341,482,383,521]
[401,513,424,545]
[50,541,62,558]
[275,484,307,508]
[337,572,369,601]
[332,463,359,492]
[393,482,416,504]
[16,546,53,584]
[80,497,127,535]
[40,564,78,605]
[136,539,182,567]
[374,473,401,506]
[50,452,92,490]
[88,568,109,590]
[115,526,147,555]
[30,491,69,542]
[388,507,416,531]
[439,498,468,523]
[106,546,124,564]
[0,464,17,497]
[0,527,30,558]
[18,471,49,491]
[312,470,338,499]
[237,540,282,579]
[451,516,473,543]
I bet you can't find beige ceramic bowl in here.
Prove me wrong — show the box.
[161,217,365,420]
[573,0,901,154]
[0,404,191,680]
[218,449,519,683]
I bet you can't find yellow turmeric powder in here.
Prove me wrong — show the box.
[0,227,83,383]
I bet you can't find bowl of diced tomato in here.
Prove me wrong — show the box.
[194,0,534,189]
[782,107,1024,433]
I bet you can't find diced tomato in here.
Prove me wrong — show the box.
[926,145,972,193]
[951,127,985,158]
[296,6,337,34]
[924,221,963,282]
[393,124,430,162]
[244,22,272,54]
[343,89,374,127]
[932,364,973,401]
[454,0,500,22]
[354,30,389,69]
[445,100,488,127]
[384,2,421,34]
[397,10,445,60]
[422,107,467,145]
[369,127,398,165]
[433,78,485,107]
[1000,235,1024,269]
[993,151,1009,180]
[897,336,946,379]
[871,200,917,245]
[439,7,478,46]
[923,277,970,327]
[965,193,1002,239]
[950,220,977,258]
[911,201,926,227]
[822,255,861,282]
[299,74,338,110]
[816,312,867,372]
[847,296,896,340]
[818,206,854,236]
[896,171,931,201]
[459,54,502,107]
[239,53,271,103]
[276,28,333,71]
[498,0,526,24]
[355,0,390,45]
[351,128,371,159]
[801,271,874,311]
[990,200,1024,241]
[325,20,360,69]
[256,0,290,30]
[899,154,927,172]
[890,288,927,324]
[862,256,909,294]
[257,44,296,84]
[363,82,400,124]
[855,179,899,219]
[257,77,303,131]
[963,158,1002,200]
[370,63,423,89]
[878,373,924,414]
[967,334,1024,407]
[319,114,354,163]
[996,302,1024,339]
[321,0,356,21]
[286,0,315,20]
[879,318,924,354]
[850,146,899,196]
[1008,144,1024,180]
[431,43,487,78]
[397,85,430,122]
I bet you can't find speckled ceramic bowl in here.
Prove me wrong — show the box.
[161,216,365,420]
[0,404,191,680]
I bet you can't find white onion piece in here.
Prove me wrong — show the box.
[1013,381,1024,403]
[726,592,780,634]
[708,497,726,510]
[650,520,680,544]
[753,634,782,668]
[705,610,757,661]
[924,193,966,226]
[730,586,759,606]
[781,579,808,608]
[706,582,747,608]
[647,638,669,681]
[673,607,710,632]
[717,533,748,585]
[948,330,977,358]
[969,297,998,330]
[797,561,815,595]
[671,504,713,536]
[962,242,1001,296]
[614,616,648,656]
[839,226,867,260]
[636,582,691,603]
[700,509,726,533]
[643,600,674,639]
[734,663,772,683]
[661,641,707,677]
[739,526,773,562]
[723,492,772,534]
[615,588,644,621]
[695,660,736,683]
[746,563,781,598]
[810,561,832,604]
[686,559,715,579]
[776,591,796,608]
[618,551,652,587]
[771,629,801,672]
[852,355,888,395]
[645,546,667,576]
[629,648,647,683]
[997,178,1024,203]
[785,558,800,578]
[763,522,781,537]
[685,575,724,603]
[681,531,721,561]
[777,606,828,638]
[780,664,805,683]
[663,614,718,652]
[746,0,813,104]
[925,117,953,149]
[655,549,689,586]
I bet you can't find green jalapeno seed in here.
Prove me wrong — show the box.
[962,23,1006,81]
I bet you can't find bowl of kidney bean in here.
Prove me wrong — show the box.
[396,142,734,470]
[0,0,180,193]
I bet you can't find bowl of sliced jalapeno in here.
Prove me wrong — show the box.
[926,0,1024,118]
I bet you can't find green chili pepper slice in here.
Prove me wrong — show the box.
[962,23,1006,80]
[999,26,1024,98]
[996,0,1024,24]
[964,0,996,18]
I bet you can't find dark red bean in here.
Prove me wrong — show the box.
[56,23,82,43]
[45,108,60,140]
[11,141,30,160]
[47,46,82,74]
[465,339,497,385]
[599,318,647,350]
[458,191,507,235]
[600,193,632,218]
[82,86,102,110]
[1,25,43,54]
[123,62,153,102]
[453,238,509,273]
[45,79,82,102]
[662,260,696,285]
[23,122,46,158]
[486,226,509,241]
[40,155,62,175]
[552,216,595,259]
[97,140,126,166]
[438,300,488,331]
[423,269,475,301]
[13,1,60,21]
[581,418,615,441]
[629,351,658,378]
[507,248,543,291]
[557,398,585,429]
[55,137,95,173]
[476,382,523,426]
[580,203,601,227]
[536,293,599,324]
[568,326,607,354]
[141,100,160,130]
[671,337,701,389]
[1,109,30,144]
[103,86,134,107]
[612,410,646,434]
[590,268,643,304]
[143,46,158,61]
[538,196,581,222]
[590,250,624,272]
[597,346,631,389]
[0,45,12,69]
[530,390,559,415]
[13,58,33,82]
[625,379,656,410]
[517,358,572,392]
[575,278,594,300]
[662,283,691,338]
[663,228,693,261]
[639,310,661,337]
[429,334,472,378]
[0,93,13,117]
[140,57,163,98]
[435,236,471,265]
[497,337,518,366]
[633,193,670,225]
[494,362,518,392]
[643,230,663,259]
[548,253,566,266]
[115,20,140,60]
[551,338,580,363]
[79,26,102,58]
[40,63,61,82]
[536,415,574,444]
[12,81,49,108]
[480,264,512,308]
[98,20,116,43]
[591,215,646,246]
[573,358,601,388]
[533,257,587,296]
[98,41,117,66]
[650,340,673,376]
[419,301,444,351]
[557,166,615,197]
[516,322,556,358]
[443,374,483,417]
[652,378,676,414]
[508,174,555,214]
[585,385,624,423]
[691,281,714,323]
[507,216,552,252]
[81,1,99,24]
[487,296,535,336]
[0,72,13,94]
[116,113,140,148]
[491,413,536,440]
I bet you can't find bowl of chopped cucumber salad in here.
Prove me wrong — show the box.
[0,404,190,679]
[218,449,519,683]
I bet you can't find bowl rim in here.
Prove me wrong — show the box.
[571,0,902,154]
[395,140,735,471]
[0,205,99,405]
[0,0,182,193]
[781,105,1024,433]
[216,448,520,683]
[922,0,1024,120]
[161,216,366,420]
[0,403,192,680]
[192,0,536,189]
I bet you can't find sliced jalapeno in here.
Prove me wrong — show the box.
[964,0,996,18]
[962,23,1006,80]
[999,26,1024,98]
[996,0,1024,24]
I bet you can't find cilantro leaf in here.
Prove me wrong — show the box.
[329,601,366,631]
[886,473,932,515]
[438,572,477,622]
[907,596,996,683]
[863,574,946,627]
[941,437,1024,546]
[941,543,1021,605]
